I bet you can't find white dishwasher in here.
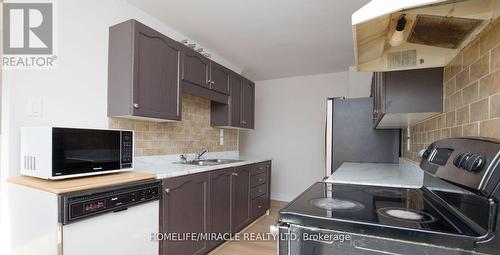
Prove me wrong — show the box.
[60,180,161,255]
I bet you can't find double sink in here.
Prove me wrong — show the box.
[175,159,243,166]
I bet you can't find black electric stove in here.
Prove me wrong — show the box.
[278,138,500,255]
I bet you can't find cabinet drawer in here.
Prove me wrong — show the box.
[251,183,267,199]
[253,161,270,175]
[251,194,269,219]
[250,172,268,187]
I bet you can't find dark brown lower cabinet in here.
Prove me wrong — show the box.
[160,161,271,255]
[161,172,211,255]
[231,166,251,233]
[208,168,233,250]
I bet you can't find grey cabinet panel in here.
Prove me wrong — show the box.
[231,166,251,233]
[372,67,443,128]
[384,68,443,113]
[108,19,181,121]
[182,51,210,89]
[210,62,230,95]
[161,173,211,255]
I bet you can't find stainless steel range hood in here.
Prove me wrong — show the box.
[352,0,500,72]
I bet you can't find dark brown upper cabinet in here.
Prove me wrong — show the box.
[181,50,231,103]
[372,67,443,129]
[182,50,210,89]
[240,79,255,129]
[161,172,211,255]
[209,61,231,95]
[210,73,255,129]
[108,19,182,121]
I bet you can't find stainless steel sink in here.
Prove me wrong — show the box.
[175,159,243,166]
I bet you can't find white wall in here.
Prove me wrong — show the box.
[240,72,347,202]
[348,66,372,98]
[0,0,241,179]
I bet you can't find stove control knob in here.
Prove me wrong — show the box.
[464,154,486,173]
[144,189,154,199]
[453,153,469,168]
[419,149,431,159]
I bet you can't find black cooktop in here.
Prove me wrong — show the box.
[279,182,481,247]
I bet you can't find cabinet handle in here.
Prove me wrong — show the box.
[241,121,247,125]
[165,188,170,193]
[258,205,262,209]
[259,167,264,170]
[258,190,262,193]
[133,103,139,109]
[232,172,239,176]
[258,178,263,182]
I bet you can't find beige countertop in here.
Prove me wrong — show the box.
[7,171,156,194]
[134,157,272,179]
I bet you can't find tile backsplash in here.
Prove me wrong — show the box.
[109,93,238,157]
[403,19,500,162]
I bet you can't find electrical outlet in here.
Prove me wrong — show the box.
[219,129,224,145]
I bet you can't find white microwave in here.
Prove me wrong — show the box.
[21,127,134,180]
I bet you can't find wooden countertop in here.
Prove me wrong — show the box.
[7,172,157,194]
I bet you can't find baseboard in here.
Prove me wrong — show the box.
[271,193,295,202]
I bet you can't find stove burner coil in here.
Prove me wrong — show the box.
[309,198,365,211]
[377,207,436,223]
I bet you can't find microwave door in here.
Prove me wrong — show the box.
[52,128,121,177]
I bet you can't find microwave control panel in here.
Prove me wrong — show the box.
[121,131,133,167]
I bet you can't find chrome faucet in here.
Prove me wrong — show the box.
[196,149,208,160]
[179,154,188,162]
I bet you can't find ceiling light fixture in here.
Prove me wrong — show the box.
[389,14,407,47]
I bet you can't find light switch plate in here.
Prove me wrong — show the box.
[28,99,43,117]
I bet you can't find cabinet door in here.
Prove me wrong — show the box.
[133,23,182,120]
[210,62,230,95]
[231,166,251,233]
[228,74,243,127]
[240,79,255,129]
[182,51,210,88]
[209,168,233,250]
[162,173,211,255]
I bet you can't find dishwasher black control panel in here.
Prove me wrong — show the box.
[59,180,161,224]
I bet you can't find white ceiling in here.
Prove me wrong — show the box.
[128,0,370,81]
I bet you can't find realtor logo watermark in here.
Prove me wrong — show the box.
[2,1,57,68]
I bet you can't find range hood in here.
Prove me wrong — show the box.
[352,0,500,72]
